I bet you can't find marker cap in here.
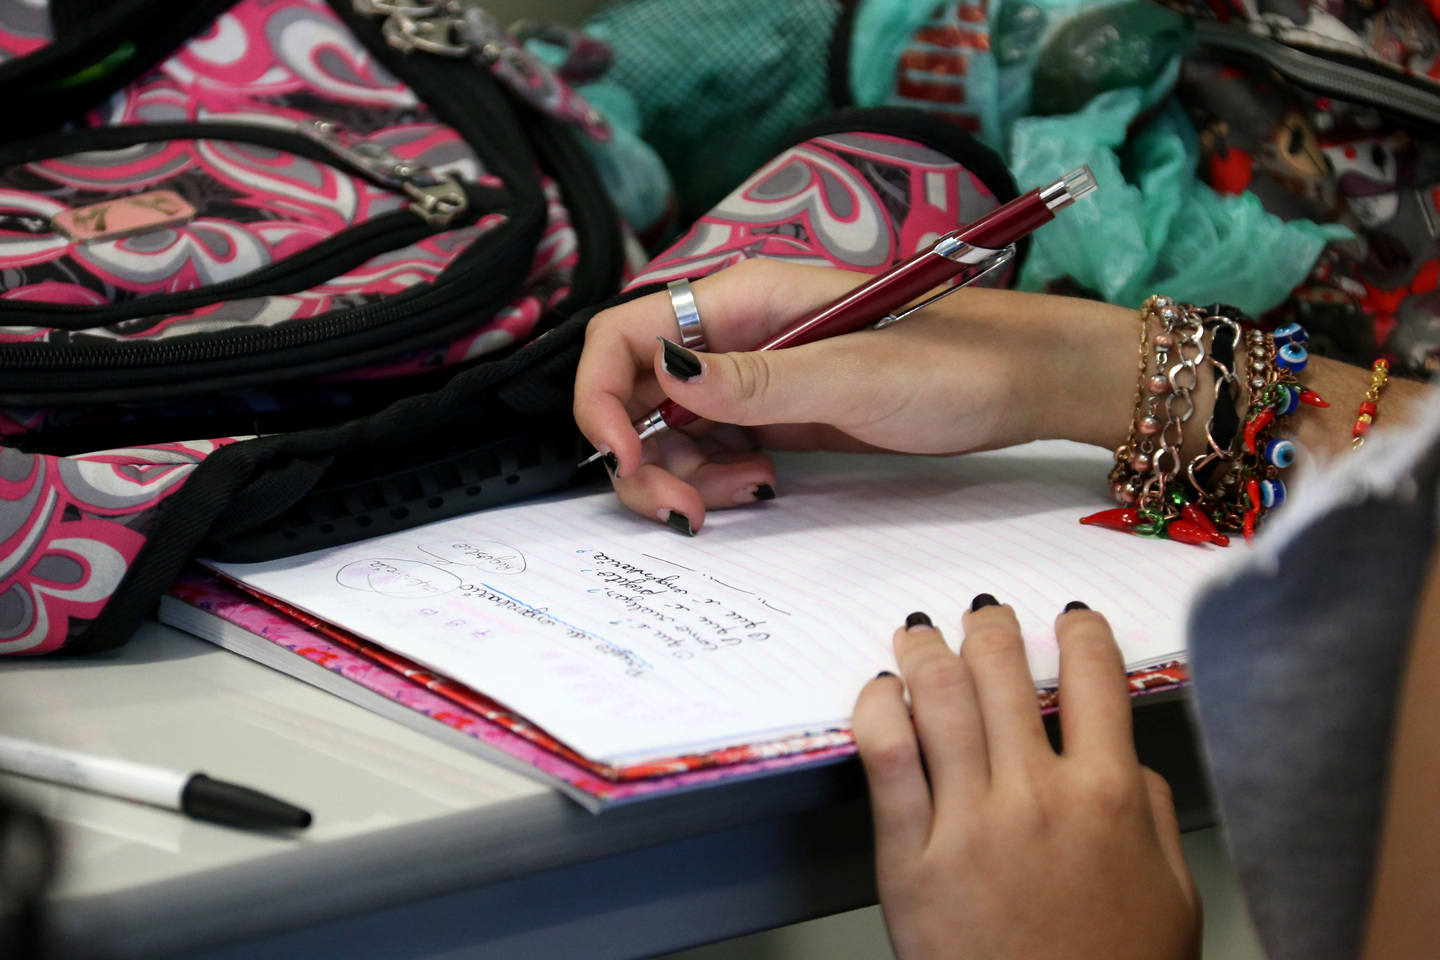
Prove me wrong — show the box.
[181,774,312,830]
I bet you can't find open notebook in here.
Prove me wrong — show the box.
[205,442,1230,768]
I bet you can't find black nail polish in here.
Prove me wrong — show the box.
[970,593,1000,612]
[602,452,619,474]
[754,483,776,501]
[665,510,695,537]
[876,670,896,679]
[1063,600,1090,612]
[905,611,932,629]
[658,337,703,381]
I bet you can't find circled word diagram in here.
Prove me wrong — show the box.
[417,539,527,575]
[336,558,462,598]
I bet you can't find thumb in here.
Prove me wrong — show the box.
[653,336,865,429]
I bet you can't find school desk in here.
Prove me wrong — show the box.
[0,619,1210,960]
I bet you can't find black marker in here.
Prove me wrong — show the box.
[0,735,311,830]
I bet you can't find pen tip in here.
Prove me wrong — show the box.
[578,450,604,468]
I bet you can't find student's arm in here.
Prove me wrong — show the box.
[575,258,1428,530]
[851,602,1201,960]
[1360,543,1440,959]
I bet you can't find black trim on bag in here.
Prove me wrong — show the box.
[522,114,625,319]
[204,417,584,563]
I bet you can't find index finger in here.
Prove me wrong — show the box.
[574,291,668,476]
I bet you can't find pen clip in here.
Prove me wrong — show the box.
[872,243,1016,330]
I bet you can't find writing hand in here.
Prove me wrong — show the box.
[852,601,1201,960]
[574,258,1144,532]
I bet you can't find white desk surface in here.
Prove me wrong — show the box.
[0,620,876,960]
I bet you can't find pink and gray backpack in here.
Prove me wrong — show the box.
[0,0,1020,656]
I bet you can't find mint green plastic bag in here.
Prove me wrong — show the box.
[1010,84,1350,315]
[851,0,1346,315]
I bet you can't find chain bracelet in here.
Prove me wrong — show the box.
[1137,300,1205,512]
[1186,314,1242,497]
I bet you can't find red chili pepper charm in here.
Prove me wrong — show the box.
[1243,477,1262,542]
[1079,508,1139,532]
[1244,407,1276,453]
[1181,504,1217,536]
[1166,521,1212,545]
[1179,504,1229,546]
[1299,389,1329,408]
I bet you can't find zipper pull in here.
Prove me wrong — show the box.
[403,177,468,225]
[306,119,469,226]
[381,6,471,58]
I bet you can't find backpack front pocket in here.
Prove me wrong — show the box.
[0,121,489,331]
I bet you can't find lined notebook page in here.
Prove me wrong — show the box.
[208,442,1230,766]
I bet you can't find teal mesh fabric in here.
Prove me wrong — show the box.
[584,0,840,221]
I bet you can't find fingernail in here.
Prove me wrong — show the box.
[876,670,896,679]
[970,593,1000,612]
[733,483,777,504]
[658,337,703,382]
[904,611,932,630]
[1063,600,1089,612]
[602,451,619,474]
[660,509,694,537]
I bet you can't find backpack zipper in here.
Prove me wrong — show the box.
[0,208,537,379]
[302,117,470,225]
[1195,20,1440,126]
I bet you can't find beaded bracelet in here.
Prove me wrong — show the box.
[1212,324,1327,539]
[1352,359,1389,448]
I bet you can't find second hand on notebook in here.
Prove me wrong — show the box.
[579,165,1098,468]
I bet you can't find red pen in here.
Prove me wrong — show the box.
[581,165,1097,465]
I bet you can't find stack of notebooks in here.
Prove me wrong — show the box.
[160,444,1222,812]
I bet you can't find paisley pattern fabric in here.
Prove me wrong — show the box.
[0,0,501,343]
[629,132,1010,288]
[0,439,236,654]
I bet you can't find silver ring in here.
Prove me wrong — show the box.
[667,278,707,351]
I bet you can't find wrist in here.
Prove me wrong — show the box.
[1029,298,1159,450]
